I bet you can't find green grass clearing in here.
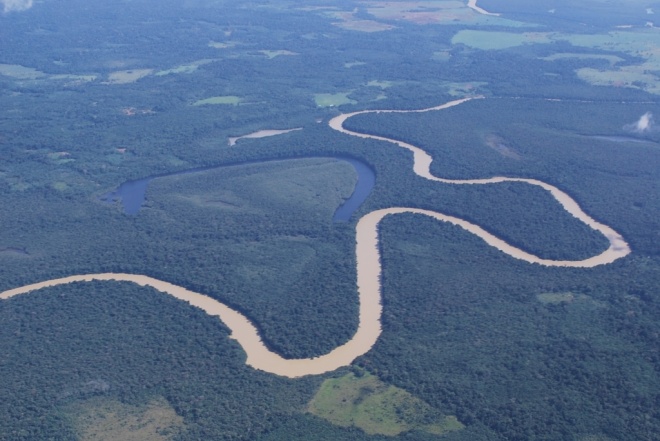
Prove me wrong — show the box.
[105,69,153,84]
[192,95,243,106]
[367,80,393,88]
[64,396,184,441]
[443,81,487,96]
[208,41,238,49]
[152,157,357,219]
[360,1,530,27]
[314,92,356,107]
[452,30,552,50]
[258,50,299,59]
[537,292,577,304]
[577,66,660,93]
[155,59,214,76]
[52,182,69,191]
[536,292,608,309]
[452,29,660,94]
[308,369,464,436]
[541,53,624,66]
[0,63,47,79]
[47,152,74,165]
[432,50,452,61]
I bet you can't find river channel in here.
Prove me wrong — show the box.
[1,97,631,378]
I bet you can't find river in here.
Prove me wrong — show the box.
[1,97,630,378]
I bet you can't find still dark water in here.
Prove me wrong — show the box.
[100,157,375,222]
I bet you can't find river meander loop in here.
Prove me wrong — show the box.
[0,97,631,378]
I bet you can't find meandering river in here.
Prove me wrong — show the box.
[0,97,631,378]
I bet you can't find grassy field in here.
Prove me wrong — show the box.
[314,92,357,107]
[0,63,47,79]
[540,53,624,65]
[163,158,357,212]
[308,370,464,436]
[258,50,299,59]
[192,96,243,106]
[350,0,529,27]
[105,69,153,84]
[452,28,660,93]
[65,396,184,441]
[155,59,214,76]
[536,292,577,304]
[452,30,553,50]
[367,80,394,89]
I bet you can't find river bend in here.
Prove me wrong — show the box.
[0,97,630,378]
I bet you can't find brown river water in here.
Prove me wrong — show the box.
[1,97,630,378]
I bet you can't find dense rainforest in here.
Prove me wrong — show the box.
[1,0,659,440]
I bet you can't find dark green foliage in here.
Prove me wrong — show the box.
[0,282,318,440]
[360,214,660,441]
[1,0,660,440]
[345,97,660,257]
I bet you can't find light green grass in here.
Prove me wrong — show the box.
[308,370,464,436]
[536,292,608,308]
[52,182,69,191]
[541,53,624,66]
[154,158,357,218]
[451,29,660,93]
[444,81,487,96]
[150,158,357,297]
[64,396,184,441]
[155,59,214,76]
[362,0,530,27]
[367,80,393,89]
[192,95,242,106]
[47,152,75,165]
[576,67,660,93]
[0,63,47,79]
[314,92,357,107]
[537,292,576,304]
[258,49,298,59]
[432,50,452,61]
[452,30,552,50]
[208,41,238,49]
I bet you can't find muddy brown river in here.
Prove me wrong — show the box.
[0,97,630,378]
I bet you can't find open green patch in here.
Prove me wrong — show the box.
[258,50,299,59]
[452,29,660,93]
[314,92,356,107]
[192,95,243,106]
[155,59,215,76]
[452,30,552,50]
[536,292,577,304]
[308,370,464,436]
[540,53,624,66]
[64,396,185,441]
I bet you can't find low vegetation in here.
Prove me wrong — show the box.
[65,397,185,441]
[192,96,243,106]
[308,369,464,436]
